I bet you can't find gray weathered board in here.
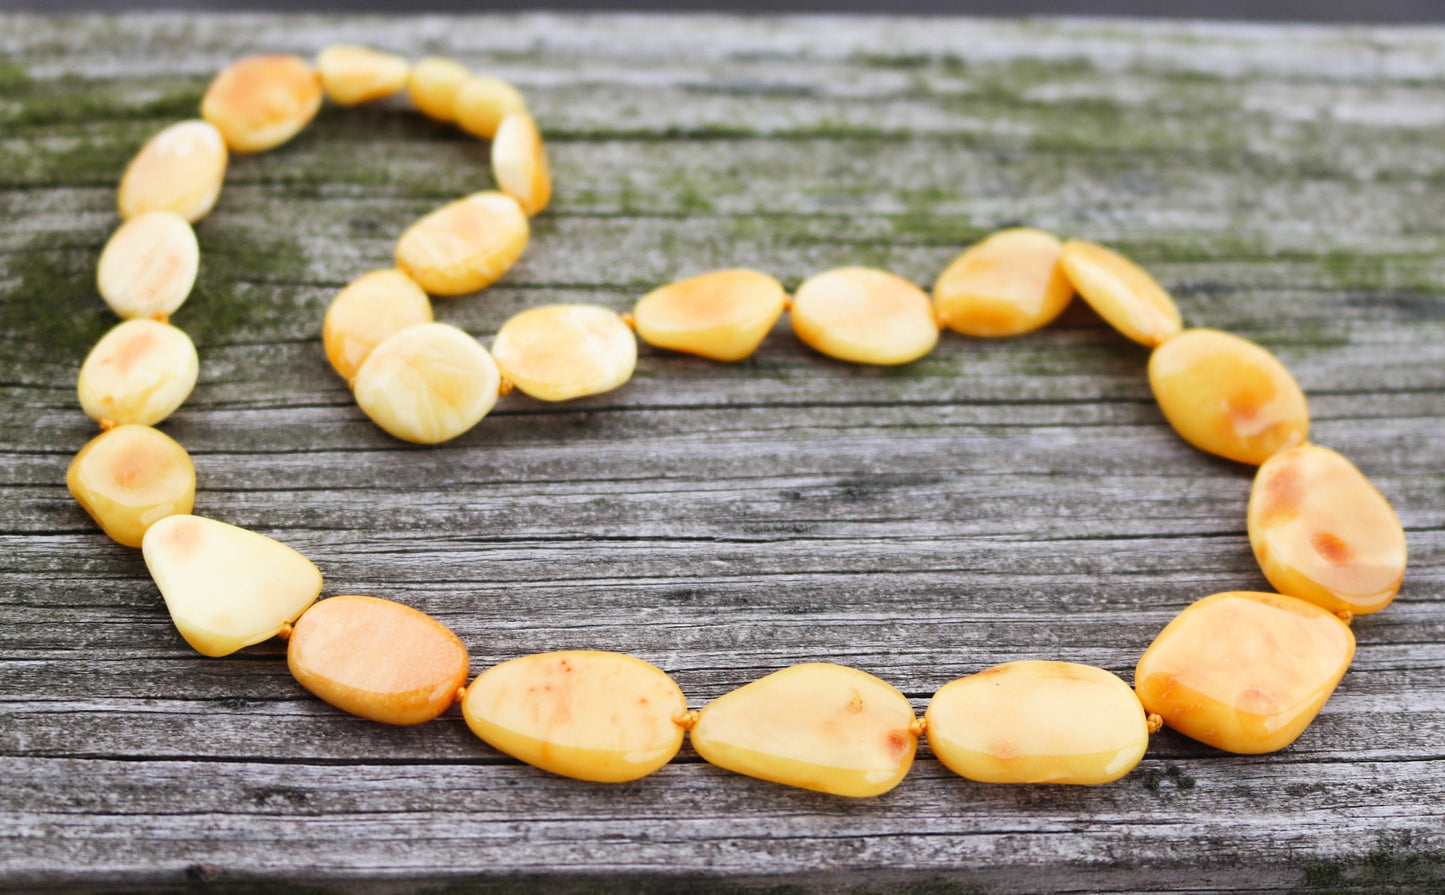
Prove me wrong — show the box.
[1,12,1443,895]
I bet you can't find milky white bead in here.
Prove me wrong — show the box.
[456,75,527,140]
[201,54,323,153]
[791,267,938,365]
[352,322,500,444]
[77,319,199,427]
[491,305,636,402]
[96,211,199,320]
[491,111,551,216]
[117,120,228,223]
[67,424,195,548]
[322,269,433,381]
[316,44,410,106]
[409,57,470,123]
[395,191,529,296]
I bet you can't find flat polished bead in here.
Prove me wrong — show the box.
[67,425,195,548]
[925,661,1148,785]
[1149,328,1309,465]
[791,267,938,366]
[462,651,687,783]
[288,595,468,725]
[491,111,551,216]
[1059,240,1181,347]
[142,514,322,657]
[322,268,434,381]
[1249,444,1407,615]
[352,322,500,444]
[77,319,199,427]
[395,191,529,296]
[1135,591,1355,754]
[118,120,228,223]
[201,54,323,153]
[632,268,787,361]
[409,57,471,123]
[690,663,917,798]
[491,304,637,401]
[97,211,199,320]
[316,44,410,106]
[934,228,1074,337]
[456,75,527,140]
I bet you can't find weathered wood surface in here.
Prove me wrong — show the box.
[2,12,1444,894]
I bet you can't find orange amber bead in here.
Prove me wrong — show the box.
[67,425,195,548]
[1059,240,1181,347]
[934,228,1074,337]
[632,268,787,361]
[201,54,323,153]
[790,268,938,365]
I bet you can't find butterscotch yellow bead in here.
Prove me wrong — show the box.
[322,269,434,381]
[96,211,199,321]
[462,651,687,783]
[117,120,228,223]
[791,267,938,365]
[925,661,1148,785]
[491,305,637,402]
[77,319,199,427]
[491,111,551,217]
[1149,328,1309,465]
[201,54,323,154]
[67,425,195,548]
[316,44,410,106]
[1249,444,1407,615]
[1059,240,1182,347]
[633,268,787,361]
[690,663,917,798]
[934,228,1074,337]
[395,191,529,296]
[409,57,470,123]
[351,322,500,444]
[456,75,527,139]
[1135,591,1355,754]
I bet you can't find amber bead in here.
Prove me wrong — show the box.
[791,267,938,365]
[322,269,433,381]
[67,425,195,548]
[200,54,323,153]
[351,323,501,444]
[632,268,787,361]
[1059,240,1181,347]
[77,319,199,427]
[934,228,1074,337]
[395,191,529,296]
[491,305,637,402]
[117,120,228,224]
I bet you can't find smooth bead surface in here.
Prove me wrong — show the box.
[1135,591,1355,754]
[1059,240,1181,346]
[491,111,551,216]
[77,319,199,427]
[142,514,322,657]
[925,661,1148,785]
[791,267,938,365]
[395,191,529,296]
[288,595,468,726]
[352,323,501,444]
[409,57,470,122]
[462,651,687,783]
[316,44,410,106]
[632,268,787,361]
[97,211,199,320]
[1149,328,1309,465]
[491,304,637,401]
[934,228,1074,337]
[690,663,917,798]
[456,76,527,139]
[67,425,195,548]
[322,268,434,380]
[117,120,228,223]
[1249,444,1407,615]
[201,54,323,153]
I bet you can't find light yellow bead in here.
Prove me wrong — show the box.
[142,514,322,658]
[1149,328,1309,465]
[925,661,1148,785]
[1249,444,1407,615]
[409,57,470,123]
[491,305,637,402]
[1059,240,1182,347]
[316,44,411,106]
[117,120,228,223]
[690,663,917,798]
[632,268,786,361]
[352,322,500,444]
[462,651,687,783]
[491,111,551,217]
[201,54,323,154]
[322,269,434,381]
[66,425,195,549]
[791,267,938,366]
[455,75,527,139]
[96,211,199,321]
[1135,591,1355,754]
[395,191,529,296]
[77,319,199,427]
[933,228,1074,337]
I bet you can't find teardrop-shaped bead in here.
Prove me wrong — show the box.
[456,76,527,140]
[409,57,471,123]
[632,268,787,361]
[491,111,551,217]
[322,268,434,380]
[201,54,323,153]
[352,322,500,444]
[97,211,199,321]
[791,267,938,365]
[1249,444,1407,615]
[690,663,917,798]
[118,120,228,223]
[1059,240,1181,347]
[925,661,1148,785]
[67,425,195,548]
[142,514,322,657]
[316,44,410,106]
[395,191,529,296]
[77,319,199,427]
[288,595,468,725]
[461,651,687,783]
[934,228,1074,337]
[491,304,637,402]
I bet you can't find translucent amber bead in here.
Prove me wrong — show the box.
[1135,591,1354,754]
[352,322,500,444]
[491,305,637,402]
[395,191,529,296]
[690,663,917,798]
[316,44,410,106]
[491,112,551,217]
[1059,240,1181,347]
[1249,444,1407,615]
[462,651,686,783]
[632,268,787,361]
[142,514,322,657]
[934,228,1074,337]
[96,211,199,321]
[201,54,323,154]
[925,661,1148,785]
[117,120,228,223]
[409,57,471,123]
[791,267,938,366]
[67,425,195,548]
[77,319,199,427]
[456,76,527,140]
[322,269,434,380]
[288,595,468,725]
[1149,328,1309,465]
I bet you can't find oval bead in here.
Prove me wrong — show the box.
[491,305,637,402]
[925,661,1148,785]
[77,319,199,427]
[67,425,195,548]
[462,651,687,783]
[934,228,1074,337]
[395,191,530,296]
[491,111,551,217]
[117,120,228,223]
[456,75,527,140]
[791,267,938,366]
[201,54,323,153]
[1135,591,1355,754]
[316,44,410,106]
[322,269,434,381]
[1059,240,1181,347]
[690,663,917,798]
[142,514,322,657]
[1149,328,1309,465]
[409,57,471,123]
[633,268,787,361]
[288,595,468,725]
[97,211,199,320]
[352,322,500,444]
[1249,444,1407,615]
